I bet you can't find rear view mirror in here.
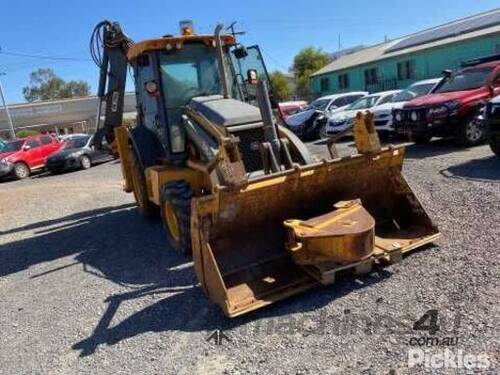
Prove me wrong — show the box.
[23,145,31,151]
[442,69,452,78]
[233,46,248,59]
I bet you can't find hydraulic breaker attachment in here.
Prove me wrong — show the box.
[191,113,440,317]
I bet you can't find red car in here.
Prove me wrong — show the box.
[394,55,500,145]
[278,101,308,122]
[0,134,61,179]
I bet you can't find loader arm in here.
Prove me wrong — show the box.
[90,20,133,149]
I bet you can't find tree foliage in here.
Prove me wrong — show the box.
[22,68,90,102]
[269,71,292,102]
[291,47,329,98]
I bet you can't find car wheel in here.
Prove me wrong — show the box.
[490,135,500,157]
[456,115,486,147]
[413,133,432,144]
[13,162,30,179]
[80,155,92,170]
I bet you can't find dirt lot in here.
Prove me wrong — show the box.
[0,140,499,374]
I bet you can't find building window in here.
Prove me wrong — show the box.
[320,78,330,92]
[397,60,416,80]
[338,74,350,90]
[364,68,379,85]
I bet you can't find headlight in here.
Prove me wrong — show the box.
[395,112,402,122]
[69,152,82,158]
[410,111,418,122]
[428,105,448,118]
[446,100,460,111]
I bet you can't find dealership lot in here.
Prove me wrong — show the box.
[0,140,498,374]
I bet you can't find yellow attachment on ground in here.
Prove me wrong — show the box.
[284,199,375,265]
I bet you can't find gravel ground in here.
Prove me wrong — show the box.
[0,139,499,374]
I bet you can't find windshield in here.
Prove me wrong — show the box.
[159,44,237,126]
[393,83,436,102]
[434,67,493,93]
[63,136,89,149]
[2,140,24,152]
[348,96,380,110]
[309,98,330,111]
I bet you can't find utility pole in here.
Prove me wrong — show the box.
[0,73,16,140]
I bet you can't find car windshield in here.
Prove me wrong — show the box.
[63,136,89,149]
[434,67,493,93]
[309,98,330,111]
[348,96,380,110]
[2,140,24,152]
[393,83,436,102]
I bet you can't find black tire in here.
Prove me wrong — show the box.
[490,135,500,157]
[160,181,192,255]
[130,151,157,218]
[13,162,30,179]
[80,155,92,170]
[413,133,432,145]
[456,115,486,147]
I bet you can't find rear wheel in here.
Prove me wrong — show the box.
[130,151,157,218]
[456,115,486,147]
[160,181,192,255]
[13,162,30,179]
[80,155,91,170]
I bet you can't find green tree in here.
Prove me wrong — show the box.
[269,71,292,102]
[291,47,329,99]
[22,68,90,102]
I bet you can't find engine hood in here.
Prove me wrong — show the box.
[404,89,484,108]
[0,151,17,161]
[285,108,317,127]
[188,95,262,127]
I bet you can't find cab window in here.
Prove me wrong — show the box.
[26,139,40,149]
[40,135,52,145]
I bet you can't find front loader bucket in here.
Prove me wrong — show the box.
[192,145,440,317]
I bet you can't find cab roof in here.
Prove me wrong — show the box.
[127,34,235,60]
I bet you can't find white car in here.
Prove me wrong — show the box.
[372,78,442,133]
[325,90,401,135]
[286,92,367,139]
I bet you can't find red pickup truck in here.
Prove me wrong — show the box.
[393,56,500,146]
[0,134,61,179]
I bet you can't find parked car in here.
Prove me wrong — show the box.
[371,78,441,133]
[286,92,368,140]
[393,56,500,145]
[0,134,61,179]
[485,95,500,157]
[46,134,112,173]
[325,90,400,136]
[278,101,308,123]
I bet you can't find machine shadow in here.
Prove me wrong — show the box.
[71,263,397,357]
[404,138,468,159]
[0,204,189,285]
[440,155,500,181]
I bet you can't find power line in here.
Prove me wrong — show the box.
[0,48,90,62]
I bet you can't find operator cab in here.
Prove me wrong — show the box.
[128,21,277,170]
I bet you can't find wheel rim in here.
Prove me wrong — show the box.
[15,164,28,178]
[131,162,146,209]
[81,156,91,169]
[466,120,483,142]
[163,201,180,241]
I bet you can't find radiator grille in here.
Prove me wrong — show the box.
[230,127,265,172]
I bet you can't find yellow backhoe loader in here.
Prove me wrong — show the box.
[91,20,440,317]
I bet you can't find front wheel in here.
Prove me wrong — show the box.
[160,181,193,255]
[80,155,92,170]
[13,162,30,179]
[456,116,486,147]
